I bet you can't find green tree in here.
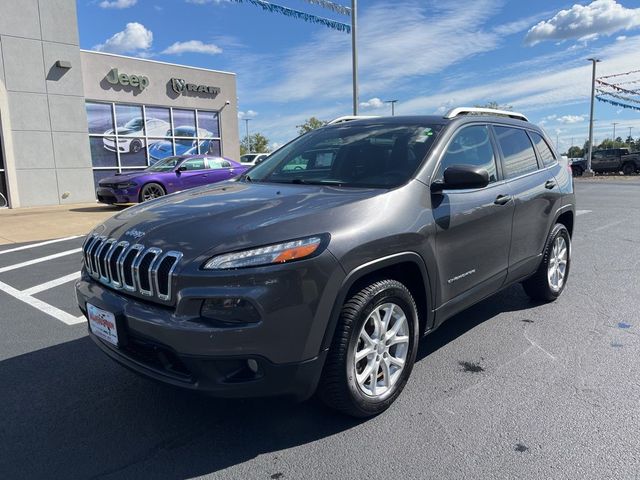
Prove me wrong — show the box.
[474,101,513,111]
[567,146,584,158]
[296,117,327,135]
[240,132,270,155]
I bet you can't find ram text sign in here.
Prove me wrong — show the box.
[171,78,220,97]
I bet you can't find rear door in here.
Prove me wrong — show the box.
[493,126,563,282]
[432,124,514,309]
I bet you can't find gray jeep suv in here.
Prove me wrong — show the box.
[77,108,575,417]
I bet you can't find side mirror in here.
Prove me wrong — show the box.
[431,165,490,192]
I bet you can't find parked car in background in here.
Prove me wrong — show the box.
[103,117,169,153]
[95,155,247,204]
[148,126,216,162]
[569,157,587,177]
[591,148,639,175]
[79,107,575,418]
[240,153,269,165]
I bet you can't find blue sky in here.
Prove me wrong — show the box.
[77,0,640,152]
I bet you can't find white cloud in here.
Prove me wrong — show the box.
[359,97,385,109]
[185,0,230,3]
[238,110,258,119]
[99,0,137,8]
[161,40,222,55]
[525,0,640,45]
[617,35,627,41]
[252,0,502,103]
[93,22,153,55]
[557,115,585,124]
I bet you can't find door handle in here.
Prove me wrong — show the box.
[545,180,556,189]
[494,194,512,205]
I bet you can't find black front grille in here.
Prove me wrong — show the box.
[123,337,193,381]
[82,234,182,301]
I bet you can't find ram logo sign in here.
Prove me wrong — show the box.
[170,77,220,97]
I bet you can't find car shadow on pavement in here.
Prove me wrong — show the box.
[0,284,537,479]
[416,283,540,361]
[69,205,128,213]
[0,336,363,479]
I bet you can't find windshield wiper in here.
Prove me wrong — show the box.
[289,178,343,186]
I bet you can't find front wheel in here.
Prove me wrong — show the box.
[139,183,165,202]
[522,223,571,302]
[572,166,583,177]
[622,163,635,176]
[318,279,419,417]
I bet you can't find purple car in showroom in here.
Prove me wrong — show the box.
[96,155,248,205]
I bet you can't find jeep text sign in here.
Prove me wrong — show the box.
[171,78,220,97]
[105,68,149,91]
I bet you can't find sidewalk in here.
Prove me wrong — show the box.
[0,203,122,245]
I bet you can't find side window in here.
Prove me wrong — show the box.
[494,126,539,179]
[206,158,230,169]
[437,125,498,183]
[529,132,556,167]
[181,158,206,171]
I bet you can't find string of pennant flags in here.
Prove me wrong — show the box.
[595,69,640,112]
[230,0,351,33]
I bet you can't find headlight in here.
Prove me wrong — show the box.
[115,182,137,189]
[203,236,326,270]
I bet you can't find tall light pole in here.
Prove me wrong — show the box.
[244,118,251,153]
[586,58,600,175]
[385,99,398,116]
[629,126,634,142]
[612,122,619,141]
[351,0,358,116]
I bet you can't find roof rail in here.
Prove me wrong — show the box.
[327,115,379,125]
[444,107,528,122]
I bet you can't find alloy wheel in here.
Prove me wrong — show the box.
[547,236,568,292]
[141,185,164,202]
[353,302,409,397]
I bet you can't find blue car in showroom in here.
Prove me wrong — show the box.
[148,126,219,163]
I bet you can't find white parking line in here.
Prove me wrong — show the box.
[0,248,82,274]
[0,235,82,255]
[22,271,81,296]
[576,210,592,216]
[0,278,85,325]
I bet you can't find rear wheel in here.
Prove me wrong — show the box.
[139,183,165,202]
[318,279,419,417]
[622,163,635,176]
[572,166,583,177]
[130,139,143,154]
[522,223,571,302]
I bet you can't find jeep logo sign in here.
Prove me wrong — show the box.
[105,68,149,91]
[171,77,220,96]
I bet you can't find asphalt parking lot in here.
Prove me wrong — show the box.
[1,179,639,479]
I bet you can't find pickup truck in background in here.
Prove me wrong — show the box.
[570,148,640,176]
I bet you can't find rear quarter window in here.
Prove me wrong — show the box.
[494,126,539,179]
[529,132,556,167]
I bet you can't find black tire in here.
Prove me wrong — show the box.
[522,223,571,302]
[572,166,583,177]
[129,139,143,154]
[318,279,419,417]
[139,182,165,202]
[622,163,635,176]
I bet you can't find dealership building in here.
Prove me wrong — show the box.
[0,0,240,208]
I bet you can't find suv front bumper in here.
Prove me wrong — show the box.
[75,251,344,400]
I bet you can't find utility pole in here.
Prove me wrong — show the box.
[612,122,619,141]
[629,126,634,143]
[244,118,251,153]
[385,99,398,116]
[351,0,358,116]
[586,58,600,176]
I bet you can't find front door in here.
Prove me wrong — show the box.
[431,124,514,310]
[175,157,210,190]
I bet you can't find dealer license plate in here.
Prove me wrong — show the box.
[87,303,119,347]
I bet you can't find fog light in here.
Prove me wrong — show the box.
[201,297,260,324]
[247,359,259,373]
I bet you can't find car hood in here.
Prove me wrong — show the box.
[95,181,387,260]
[99,171,151,185]
[150,141,172,153]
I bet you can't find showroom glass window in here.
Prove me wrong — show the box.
[85,102,222,186]
[0,130,6,206]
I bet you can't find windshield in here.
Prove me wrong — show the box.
[124,118,144,131]
[244,122,442,188]
[146,156,182,172]
[241,154,257,162]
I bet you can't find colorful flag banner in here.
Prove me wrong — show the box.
[599,69,640,80]
[231,0,350,32]
[596,79,640,95]
[596,88,640,105]
[596,95,640,112]
[303,0,351,16]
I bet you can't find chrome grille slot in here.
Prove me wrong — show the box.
[135,248,161,296]
[154,251,183,301]
[82,236,182,302]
